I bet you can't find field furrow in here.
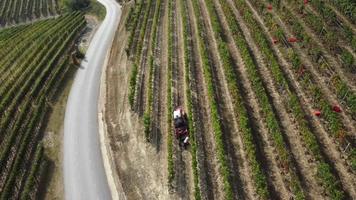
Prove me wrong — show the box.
[284,1,356,91]
[107,0,356,199]
[244,0,356,198]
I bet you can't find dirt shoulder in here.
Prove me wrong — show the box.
[98,53,126,199]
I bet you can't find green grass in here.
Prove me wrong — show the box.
[59,0,106,20]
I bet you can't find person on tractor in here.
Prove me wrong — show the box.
[173,107,189,148]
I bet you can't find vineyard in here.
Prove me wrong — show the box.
[0,0,60,26]
[0,13,86,199]
[106,0,356,199]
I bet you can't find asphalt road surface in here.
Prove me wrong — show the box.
[63,0,121,199]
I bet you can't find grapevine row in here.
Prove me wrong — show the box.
[181,0,201,198]
[0,14,86,198]
[251,0,356,169]
[0,0,59,26]
[243,0,350,197]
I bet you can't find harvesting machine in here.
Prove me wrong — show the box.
[173,107,189,148]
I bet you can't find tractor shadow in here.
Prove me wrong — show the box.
[37,159,55,200]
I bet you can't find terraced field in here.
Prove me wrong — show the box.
[106,0,356,199]
[0,13,86,199]
[0,0,59,26]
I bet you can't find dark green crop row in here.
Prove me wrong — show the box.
[128,0,153,109]
[0,19,49,60]
[285,0,356,80]
[0,24,31,41]
[0,14,75,75]
[0,0,58,25]
[263,0,350,134]
[126,1,143,51]
[167,0,174,184]
[0,15,85,160]
[20,143,48,200]
[124,6,135,30]
[128,63,138,107]
[340,49,355,72]
[1,99,48,199]
[134,0,154,64]
[0,13,86,199]
[0,14,85,133]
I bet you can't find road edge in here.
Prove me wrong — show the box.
[97,0,125,199]
[98,50,127,200]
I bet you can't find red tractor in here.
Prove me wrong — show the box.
[173,107,189,148]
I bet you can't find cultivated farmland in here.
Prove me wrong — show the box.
[0,0,59,26]
[0,13,86,199]
[106,0,356,199]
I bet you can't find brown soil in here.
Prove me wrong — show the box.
[172,0,194,198]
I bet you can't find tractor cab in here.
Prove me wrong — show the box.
[173,107,189,148]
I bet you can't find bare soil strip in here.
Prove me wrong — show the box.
[171,0,193,198]
[151,0,166,152]
[177,0,195,197]
[158,0,170,196]
[182,0,211,198]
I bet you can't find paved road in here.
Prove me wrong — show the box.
[63,0,121,199]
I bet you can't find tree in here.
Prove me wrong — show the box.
[63,0,90,11]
